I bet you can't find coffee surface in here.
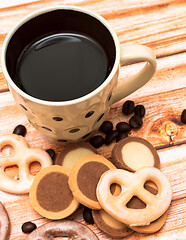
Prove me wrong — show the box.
[16,32,109,101]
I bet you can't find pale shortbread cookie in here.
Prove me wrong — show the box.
[55,142,97,169]
[0,134,52,194]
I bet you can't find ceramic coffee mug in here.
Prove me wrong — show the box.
[1,6,157,144]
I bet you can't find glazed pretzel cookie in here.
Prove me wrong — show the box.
[26,220,98,240]
[0,134,52,194]
[97,167,172,226]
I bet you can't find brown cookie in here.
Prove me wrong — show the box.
[68,154,117,209]
[0,201,10,240]
[92,209,133,238]
[55,142,98,169]
[26,220,98,240]
[29,165,79,219]
[111,137,160,172]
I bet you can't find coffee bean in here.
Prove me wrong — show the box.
[116,132,128,142]
[122,100,134,115]
[181,109,186,124]
[129,115,143,129]
[99,121,113,133]
[83,207,94,224]
[116,122,131,133]
[105,130,118,145]
[13,125,27,137]
[90,135,104,148]
[134,105,146,117]
[46,149,55,161]
[21,221,37,234]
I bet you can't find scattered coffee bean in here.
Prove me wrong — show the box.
[83,207,94,224]
[129,115,143,129]
[99,121,113,134]
[46,149,55,161]
[116,122,131,133]
[116,132,128,142]
[90,135,104,148]
[122,100,135,115]
[181,109,186,124]
[105,130,118,145]
[13,125,27,137]
[21,221,37,234]
[134,105,146,117]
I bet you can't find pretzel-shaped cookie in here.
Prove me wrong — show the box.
[96,167,172,226]
[0,134,52,194]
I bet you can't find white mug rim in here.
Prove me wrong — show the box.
[1,5,120,106]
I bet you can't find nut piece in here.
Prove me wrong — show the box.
[55,142,98,169]
[111,137,160,172]
[29,165,79,220]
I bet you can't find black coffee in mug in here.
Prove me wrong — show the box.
[6,9,116,102]
[16,32,109,101]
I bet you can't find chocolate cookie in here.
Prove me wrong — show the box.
[111,137,160,172]
[29,165,79,219]
[92,209,133,238]
[26,220,98,240]
[0,201,10,240]
[55,142,97,169]
[68,154,117,209]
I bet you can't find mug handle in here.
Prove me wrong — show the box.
[112,44,157,103]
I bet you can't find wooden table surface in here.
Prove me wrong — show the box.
[0,0,186,239]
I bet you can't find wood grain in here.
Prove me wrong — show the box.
[0,0,185,239]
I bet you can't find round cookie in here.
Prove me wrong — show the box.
[92,209,133,238]
[68,154,117,209]
[0,202,10,240]
[55,142,98,169]
[29,165,79,219]
[26,220,98,240]
[111,137,160,172]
